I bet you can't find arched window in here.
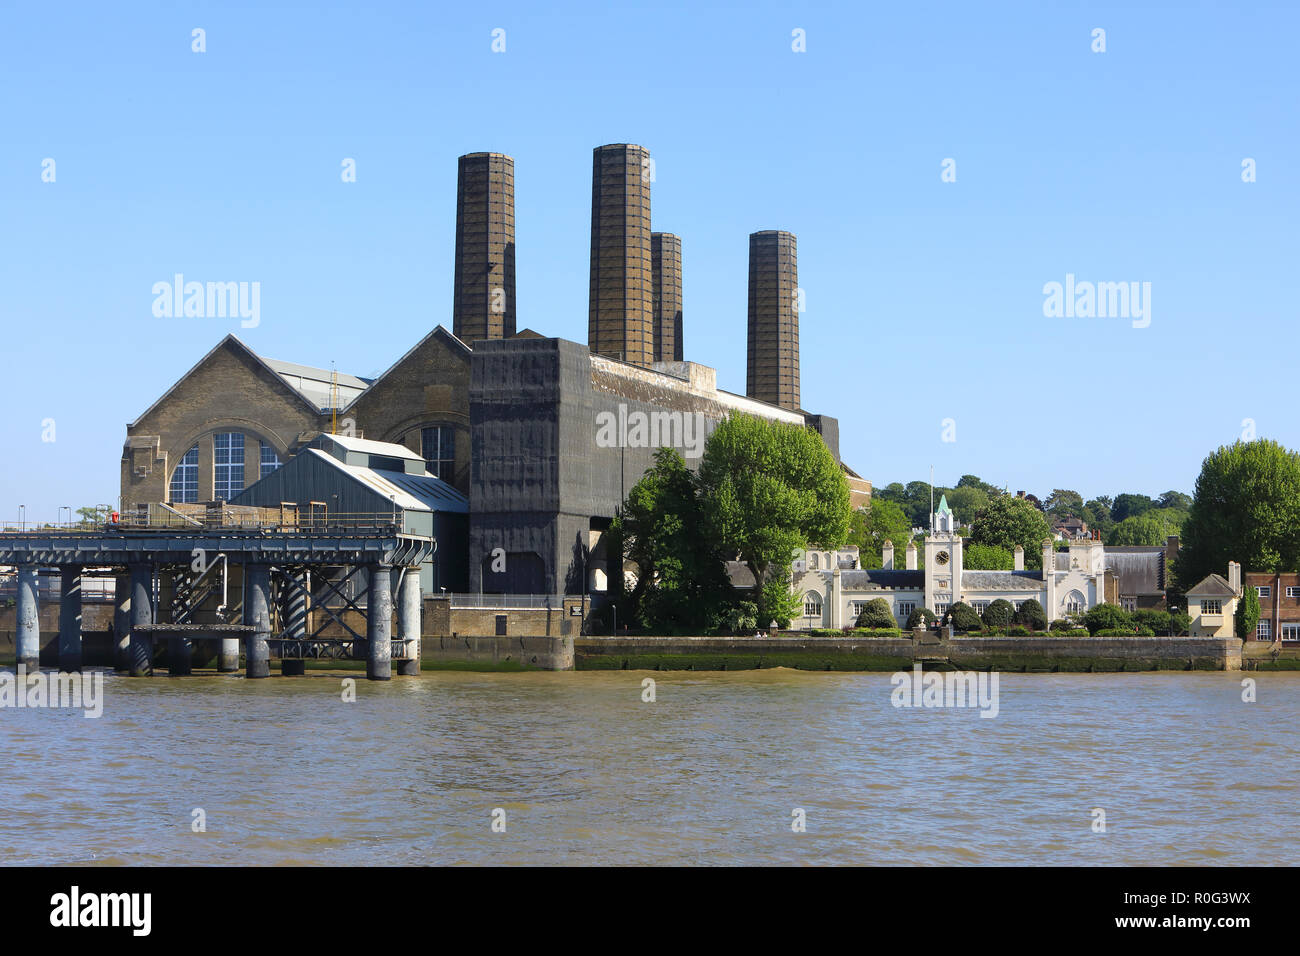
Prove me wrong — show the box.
[1064,590,1085,615]
[420,426,456,480]
[169,445,199,503]
[804,591,823,617]
[213,432,245,500]
[809,553,820,569]
[259,441,281,479]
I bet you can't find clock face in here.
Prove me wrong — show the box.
[936,551,950,565]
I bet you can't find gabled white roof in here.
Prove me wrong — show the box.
[315,432,423,462]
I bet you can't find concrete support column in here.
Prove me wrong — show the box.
[128,562,154,677]
[281,571,307,676]
[397,567,422,677]
[366,564,392,681]
[113,571,131,671]
[244,564,271,679]
[168,632,193,676]
[218,635,240,672]
[58,566,83,672]
[15,565,40,671]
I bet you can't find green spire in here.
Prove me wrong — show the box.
[937,494,951,515]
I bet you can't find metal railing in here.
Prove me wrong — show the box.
[446,593,575,609]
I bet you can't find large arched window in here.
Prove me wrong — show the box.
[259,441,281,479]
[804,591,823,617]
[213,432,245,500]
[420,426,456,480]
[1064,590,1085,615]
[169,445,199,503]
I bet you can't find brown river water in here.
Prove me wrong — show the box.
[2,668,1296,865]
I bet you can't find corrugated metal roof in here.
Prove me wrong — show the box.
[314,433,423,462]
[263,357,371,411]
[311,451,467,513]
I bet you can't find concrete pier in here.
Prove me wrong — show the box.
[168,632,193,675]
[113,571,131,671]
[218,636,240,672]
[245,564,271,679]
[58,566,82,672]
[397,567,421,677]
[366,563,392,681]
[15,565,40,671]
[128,563,154,677]
[281,571,307,676]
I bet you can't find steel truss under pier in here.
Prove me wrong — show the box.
[0,526,432,681]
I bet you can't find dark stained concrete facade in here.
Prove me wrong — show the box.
[589,144,653,367]
[651,232,683,363]
[746,230,800,411]
[453,152,516,343]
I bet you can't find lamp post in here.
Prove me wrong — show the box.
[19,504,25,531]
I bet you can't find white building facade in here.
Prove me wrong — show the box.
[791,496,1112,630]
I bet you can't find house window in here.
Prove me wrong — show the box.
[1257,620,1272,640]
[1202,600,1222,615]
[809,553,820,569]
[1064,591,1085,615]
[934,603,949,617]
[1282,624,1300,642]
[169,445,199,503]
[213,432,245,500]
[1012,600,1024,610]
[971,600,989,614]
[260,442,281,479]
[1121,597,1136,613]
[421,426,456,480]
[1287,587,1300,598]
[1257,586,1271,598]
[898,601,916,620]
[804,592,822,617]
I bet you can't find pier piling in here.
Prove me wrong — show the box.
[367,563,392,681]
[397,567,421,676]
[15,565,40,671]
[58,566,82,672]
[128,562,154,677]
[245,564,271,679]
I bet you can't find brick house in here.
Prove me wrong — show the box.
[1242,571,1300,642]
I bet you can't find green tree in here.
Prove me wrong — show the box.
[945,486,988,526]
[854,597,897,629]
[1044,489,1084,517]
[1084,497,1114,536]
[617,448,731,631]
[1177,439,1300,591]
[970,494,1052,569]
[1133,608,1172,634]
[1106,508,1185,547]
[982,599,1015,629]
[1111,493,1156,524]
[1168,608,1191,636]
[1235,585,1261,640]
[845,498,912,568]
[1157,490,1193,513]
[699,414,850,628]
[964,542,1014,570]
[957,474,1000,496]
[1013,598,1047,631]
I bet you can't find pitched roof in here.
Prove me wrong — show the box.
[128,334,371,426]
[341,325,471,414]
[936,494,952,515]
[839,569,925,590]
[1187,573,1237,597]
[960,570,1047,591]
[261,357,371,411]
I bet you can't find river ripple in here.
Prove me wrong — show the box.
[1,668,1295,865]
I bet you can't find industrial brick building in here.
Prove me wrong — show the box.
[120,143,867,599]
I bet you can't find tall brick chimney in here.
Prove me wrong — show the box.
[589,144,653,366]
[453,152,516,343]
[746,230,800,410]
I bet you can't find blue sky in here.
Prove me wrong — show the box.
[2,0,1296,522]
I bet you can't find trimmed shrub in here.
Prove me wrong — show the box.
[1095,627,1156,637]
[1169,609,1191,636]
[981,599,1015,629]
[1007,625,1031,637]
[905,607,937,630]
[1048,619,1076,633]
[850,627,902,637]
[855,597,898,629]
[1133,608,1171,634]
[1081,603,1132,636]
[944,601,983,633]
[1013,598,1047,631]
